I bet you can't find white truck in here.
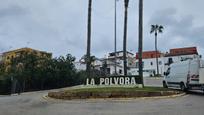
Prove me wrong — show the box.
[163,58,204,92]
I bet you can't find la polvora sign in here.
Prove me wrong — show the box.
[86,76,139,86]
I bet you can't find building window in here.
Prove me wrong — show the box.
[150,62,153,66]
[109,53,115,57]
[168,58,173,64]
[159,61,162,65]
[119,69,122,74]
[106,68,110,74]
[33,51,37,55]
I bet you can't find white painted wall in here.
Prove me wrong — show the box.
[132,54,199,77]
[74,53,200,77]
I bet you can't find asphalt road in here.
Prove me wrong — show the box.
[144,77,163,87]
[0,77,204,115]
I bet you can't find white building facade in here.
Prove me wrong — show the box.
[132,47,200,77]
[74,47,200,77]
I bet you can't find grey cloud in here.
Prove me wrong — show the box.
[148,7,204,55]
[0,5,27,18]
[149,8,177,26]
[1,0,204,59]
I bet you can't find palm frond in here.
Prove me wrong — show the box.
[159,25,164,30]
[158,25,164,33]
[155,24,159,29]
[158,29,163,33]
[150,25,155,33]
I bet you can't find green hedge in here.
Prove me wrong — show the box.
[0,77,11,95]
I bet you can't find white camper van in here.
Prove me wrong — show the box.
[163,58,204,92]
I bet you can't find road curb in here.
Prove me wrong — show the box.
[138,92,186,100]
[42,94,54,101]
[42,93,186,102]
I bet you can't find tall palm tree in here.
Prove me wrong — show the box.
[86,0,92,76]
[123,0,129,76]
[114,0,118,75]
[150,24,164,76]
[138,0,144,87]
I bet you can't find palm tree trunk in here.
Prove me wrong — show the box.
[86,0,92,76]
[114,0,117,75]
[155,33,159,76]
[123,0,129,76]
[138,0,144,87]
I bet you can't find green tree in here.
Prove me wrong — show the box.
[9,52,40,91]
[150,24,164,76]
[0,52,79,94]
[101,60,108,76]
[34,56,52,89]
[81,55,96,69]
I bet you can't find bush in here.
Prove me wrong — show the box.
[0,76,11,95]
[0,53,84,94]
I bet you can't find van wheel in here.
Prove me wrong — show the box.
[202,86,204,95]
[163,81,168,88]
[180,83,187,92]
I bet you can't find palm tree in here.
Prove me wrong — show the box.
[150,24,164,76]
[81,55,96,70]
[86,0,92,76]
[114,0,118,75]
[123,0,129,76]
[138,0,144,87]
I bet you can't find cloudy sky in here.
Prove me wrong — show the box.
[0,0,204,60]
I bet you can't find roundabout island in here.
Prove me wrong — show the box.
[48,86,183,100]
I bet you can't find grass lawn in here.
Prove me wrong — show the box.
[64,87,173,93]
[48,86,181,99]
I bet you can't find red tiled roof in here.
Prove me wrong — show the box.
[165,47,198,57]
[136,51,163,59]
